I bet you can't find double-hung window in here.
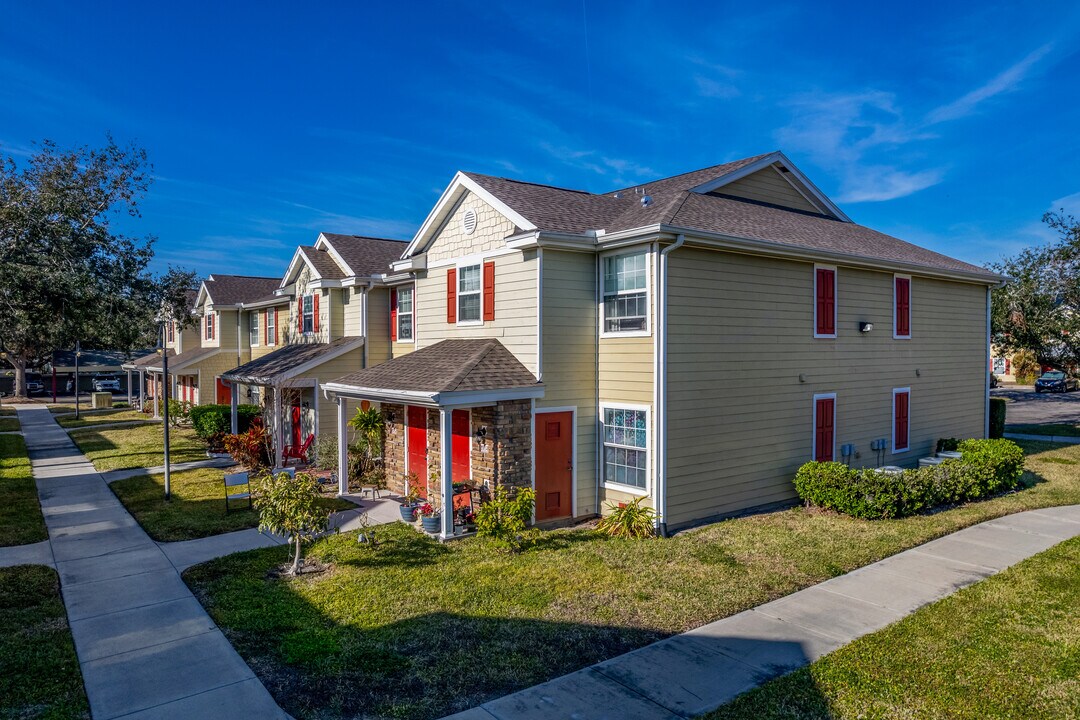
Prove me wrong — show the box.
[397,286,414,340]
[603,251,648,333]
[205,312,215,340]
[602,406,648,491]
[458,265,482,323]
[266,309,276,345]
[249,311,259,346]
[302,295,314,334]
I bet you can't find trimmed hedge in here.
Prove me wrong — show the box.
[189,404,261,439]
[989,398,1006,438]
[794,438,1025,519]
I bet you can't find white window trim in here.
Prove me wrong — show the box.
[892,387,911,454]
[599,247,652,339]
[249,311,259,347]
[599,401,651,496]
[396,284,416,343]
[811,392,837,462]
[266,309,277,346]
[813,264,837,339]
[893,273,912,340]
[455,262,484,327]
[302,294,315,335]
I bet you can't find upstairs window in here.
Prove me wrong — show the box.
[205,312,215,340]
[397,286,414,340]
[302,295,314,334]
[895,275,911,339]
[249,311,259,346]
[814,266,836,338]
[167,321,175,343]
[267,309,277,345]
[458,264,482,323]
[603,251,648,333]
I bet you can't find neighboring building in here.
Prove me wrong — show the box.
[122,289,200,415]
[49,348,153,397]
[324,150,1002,537]
[222,233,406,466]
[990,347,1016,383]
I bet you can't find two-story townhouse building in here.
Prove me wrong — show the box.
[122,289,200,417]
[324,151,1002,538]
[222,233,406,466]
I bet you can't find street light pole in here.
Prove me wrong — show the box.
[74,341,81,420]
[0,350,6,408]
[158,322,171,501]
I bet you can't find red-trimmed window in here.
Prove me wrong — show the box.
[301,294,315,334]
[205,312,215,340]
[815,267,836,337]
[813,394,836,461]
[895,275,911,338]
[893,389,910,452]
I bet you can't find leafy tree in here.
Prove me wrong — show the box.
[254,470,330,575]
[990,211,1080,370]
[0,138,195,396]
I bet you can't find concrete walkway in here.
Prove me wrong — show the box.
[1005,431,1080,444]
[102,457,237,484]
[0,539,54,567]
[444,505,1080,720]
[16,406,288,720]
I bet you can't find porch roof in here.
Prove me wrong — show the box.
[122,349,173,371]
[324,338,543,407]
[145,346,224,375]
[221,337,363,386]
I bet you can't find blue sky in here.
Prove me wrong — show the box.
[3,1,1079,278]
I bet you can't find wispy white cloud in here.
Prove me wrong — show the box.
[926,43,1054,123]
[688,57,742,99]
[537,143,655,187]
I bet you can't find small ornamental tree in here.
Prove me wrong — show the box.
[254,471,330,575]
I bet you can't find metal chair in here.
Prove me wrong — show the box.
[223,471,252,513]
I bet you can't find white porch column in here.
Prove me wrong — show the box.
[337,398,348,496]
[138,371,145,411]
[126,370,132,406]
[439,408,454,540]
[230,381,239,434]
[273,386,284,468]
[152,374,160,419]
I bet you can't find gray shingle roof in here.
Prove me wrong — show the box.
[126,350,173,368]
[320,234,409,277]
[222,338,361,385]
[204,275,282,306]
[462,153,996,279]
[331,339,539,393]
[298,246,346,280]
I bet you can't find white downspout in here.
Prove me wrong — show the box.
[655,233,685,537]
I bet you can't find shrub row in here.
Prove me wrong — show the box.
[794,438,1025,520]
[189,403,261,439]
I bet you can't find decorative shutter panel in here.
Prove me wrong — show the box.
[816,269,835,335]
[447,268,457,323]
[390,288,398,341]
[895,392,909,450]
[896,278,910,336]
[815,397,834,461]
[482,261,495,321]
[313,293,320,333]
[273,309,279,345]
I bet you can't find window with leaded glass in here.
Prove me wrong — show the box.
[602,406,648,490]
[603,251,648,333]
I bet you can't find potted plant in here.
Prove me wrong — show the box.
[399,474,421,521]
[417,501,441,533]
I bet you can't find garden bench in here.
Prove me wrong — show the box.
[223,471,252,513]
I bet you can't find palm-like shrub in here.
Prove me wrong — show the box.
[596,497,657,538]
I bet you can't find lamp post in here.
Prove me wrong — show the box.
[157,321,171,501]
[0,350,6,408]
[74,341,82,420]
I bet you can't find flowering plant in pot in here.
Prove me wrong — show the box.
[417,501,442,533]
[399,474,421,521]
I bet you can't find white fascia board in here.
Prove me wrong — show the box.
[434,386,545,406]
[390,254,427,272]
[306,279,343,290]
[281,247,318,286]
[314,233,357,277]
[241,296,290,310]
[509,231,599,252]
[275,283,296,297]
[401,171,538,259]
[193,281,212,309]
[322,382,440,407]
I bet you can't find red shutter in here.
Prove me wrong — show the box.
[298,298,304,335]
[274,309,279,344]
[815,397,835,461]
[313,293,320,333]
[816,268,835,336]
[894,391,909,451]
[895,277,910,337]
[482,260,495,321]
[390,288,398,341]
[447,268,457,323]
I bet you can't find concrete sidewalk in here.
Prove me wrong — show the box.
[102,456,237,484]
[444,505,1080,720]
[0,539,54,567]
[1004,431,1080,444]
[17,406,288,720]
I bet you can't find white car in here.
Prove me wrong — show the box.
[92,376,121,393]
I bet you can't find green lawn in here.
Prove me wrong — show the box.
[708,536,1080,720]
[112,467,356,542]
[184,439,1080,720]
[0,416,19,432]
[57,409,153,429]
[1008,422,1080,437]
[0,434,47,546]
[0,566,90,719]
[71,423,207,472]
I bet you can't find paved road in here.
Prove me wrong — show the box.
[993,385,1080,426]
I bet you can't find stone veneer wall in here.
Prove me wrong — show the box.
[382,403,407,494]
[492,399,532,488]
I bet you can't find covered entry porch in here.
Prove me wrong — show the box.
[323,339,544,539]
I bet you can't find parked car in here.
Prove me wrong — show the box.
[1034,370,1079,393]
[92,376,121,393]
[25,378,44,395]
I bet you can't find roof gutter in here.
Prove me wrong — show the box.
[654,233,684,537]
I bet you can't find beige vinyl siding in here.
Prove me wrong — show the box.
[425,192,519,263]
[664,247,988,529]
[719,167,820,213]
[415,251,539,374]
[176,326,199,355]
[343,287,363,339]
[329,288,345,341]
[189,350,249,406]
[250,305,288,359]
[538,250,599,516]
[290,268,331,345]
[311,348,366,440]
[365,288,392,367]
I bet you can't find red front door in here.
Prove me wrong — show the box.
[451,409,470,482]
[406,405,428,498]
[216,378,230,404]
[535,411,573,521]
[291,405,303,447]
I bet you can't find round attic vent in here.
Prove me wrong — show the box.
[462,208,478,235]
